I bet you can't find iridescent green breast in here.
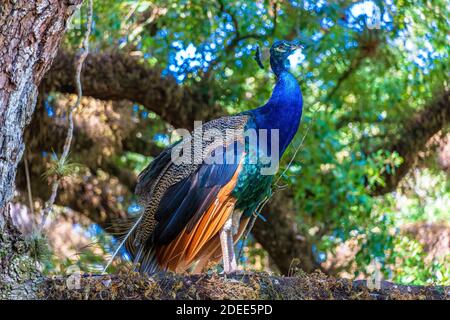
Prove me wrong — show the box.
[232,119,274,214]
[232,156,273,214]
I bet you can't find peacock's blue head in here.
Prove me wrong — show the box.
[269,40,303,75]
[270,40,302,60]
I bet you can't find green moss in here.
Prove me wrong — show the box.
[39,271,450,300]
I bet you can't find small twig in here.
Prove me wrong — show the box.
[205,0,276,77]
[274,101,322,188]
[24,150,34,217]
[270,0,279,36]
[40,0,93,229]
[325,52,365,106]
[237,195,269,261]
[218,0,240,39]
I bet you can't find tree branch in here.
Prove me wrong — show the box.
[254,190,321,274]
[205,0,276,76]
[41,272,449,300]
[373,90,450,195]
[44,50,224,129]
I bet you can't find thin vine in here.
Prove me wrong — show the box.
[40,0,94,229]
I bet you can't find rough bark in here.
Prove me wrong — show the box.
[40,272,449,300]
[0,0,81,299]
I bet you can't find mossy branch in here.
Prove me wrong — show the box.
[41,271,449,300]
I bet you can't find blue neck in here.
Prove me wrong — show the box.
[270,55,287,78]
[250,70,303,155]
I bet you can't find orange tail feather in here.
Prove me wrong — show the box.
[156,164,242,272]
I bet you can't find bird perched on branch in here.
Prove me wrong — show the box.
[107,40,303,274]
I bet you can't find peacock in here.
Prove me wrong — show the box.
[106,40,303,274]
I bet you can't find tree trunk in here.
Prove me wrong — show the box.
[255,191,321,274]
[0,0,81,299]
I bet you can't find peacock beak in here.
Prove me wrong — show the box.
[290,43,304,51]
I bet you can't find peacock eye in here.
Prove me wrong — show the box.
[275,46,287,53]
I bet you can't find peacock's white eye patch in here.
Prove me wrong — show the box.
[288,49,305,68]
[275,47,287,53]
